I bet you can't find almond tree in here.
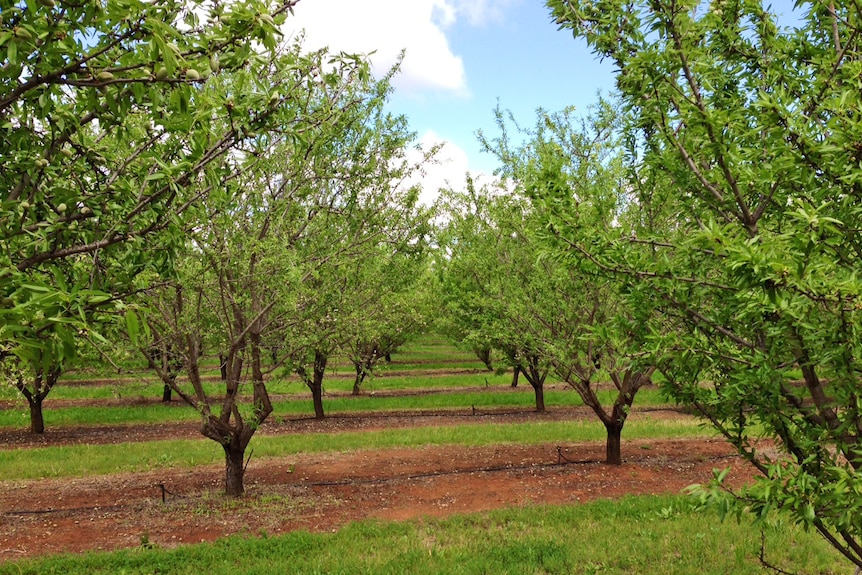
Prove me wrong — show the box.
[547,0,862,566]
[340,237,433,396]
[144,53,430,494]
[438,161,652,463]
[436,182,553,412]
[482,103,656,464]
[285,183,430,417]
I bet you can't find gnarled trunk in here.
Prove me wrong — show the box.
[16,366,60,434]
[475,347,493,371]
[520,354,547,413]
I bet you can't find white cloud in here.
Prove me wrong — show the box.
[284,0,516,95]
[455,0,517,25]
[408,131,499,206]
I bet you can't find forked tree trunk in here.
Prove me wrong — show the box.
[605,422,623,465]
[17,366,60,434]
[28,396,45,434]
[521,356,547,413]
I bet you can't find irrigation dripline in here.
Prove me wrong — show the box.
[2,447,738,516]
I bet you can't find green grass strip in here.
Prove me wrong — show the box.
[0,418,710,481]
[0,495,844,575]
[3,372,516,401]
[0,388,671,429]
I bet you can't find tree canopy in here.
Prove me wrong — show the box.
[547,0,862,566]
[1,0,304,431]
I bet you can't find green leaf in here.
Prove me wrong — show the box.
[125,309,140,346]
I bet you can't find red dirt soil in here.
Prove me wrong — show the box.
[0,415,760,560]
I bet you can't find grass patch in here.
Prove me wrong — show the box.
[0,417,710,481]
[0,495,844,574]
[8,372,513,402]
[0,387,672,429]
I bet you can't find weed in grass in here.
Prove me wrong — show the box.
[137,533,154,550]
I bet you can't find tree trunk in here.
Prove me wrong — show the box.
[532,382,545,412]
[28,396,45,434]
[521,356,546,413]
[352,361,365,396]
[219,354,228,380]
[311,350,328,419]
[161,383,172,403]
[604,422,623,465]
[511,366,520,387]
[223,440,247,497]
[310,382,325,419]
[475,347,493,371]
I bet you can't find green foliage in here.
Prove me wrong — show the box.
[546,0,862,566]
[1,0,299,367]
[0,0,315,435]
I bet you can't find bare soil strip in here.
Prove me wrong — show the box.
[0,437,756,560]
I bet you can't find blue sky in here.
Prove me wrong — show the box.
[286,0,616,202]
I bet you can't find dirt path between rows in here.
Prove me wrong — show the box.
[0,432,760,561]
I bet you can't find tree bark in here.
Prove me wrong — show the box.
[223,439,247,497]
[310,350,328,419]
[475,347,493,371]
[352,367,365,396]
[161,383,172,403]
[532,382,545,412]
[219,354,228,380]
[604,422,623,465]
[28,396,45,434]
[311,384,325,419]
[511,366,520,388]
[521,355,546,412]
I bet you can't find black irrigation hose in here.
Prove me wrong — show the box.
[3,503,129,517]
[157,482,187,503]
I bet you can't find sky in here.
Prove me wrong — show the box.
[284,0,617,204]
